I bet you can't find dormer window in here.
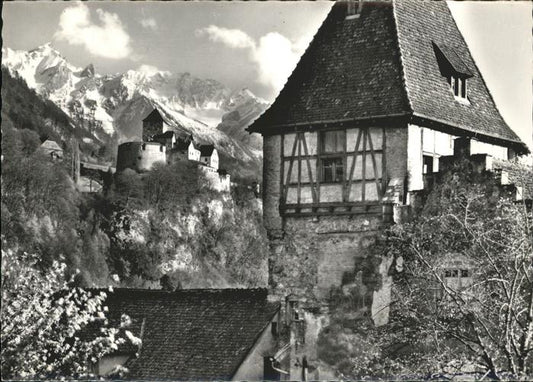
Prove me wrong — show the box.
[346,0,363,19]
[433,42,473,102]
[447,75,467,99]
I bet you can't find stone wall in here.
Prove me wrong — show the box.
[262,125,409,310]
[385,127,408,181]
[263,135,283,235]
[116,142,142,172]
[261,125,410,379]
[137,142,167,172]
[269,215,385,305]
[116,141,167,173]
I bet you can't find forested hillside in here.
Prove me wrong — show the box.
[1,67,105,156]
[1,66,268,289]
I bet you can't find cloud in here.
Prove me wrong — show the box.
[140,17,157,31]
[137,64,169,76]
[254,32,303,92]
[55,3,132,59]
[196,25,309,93]
[196,25,255,49]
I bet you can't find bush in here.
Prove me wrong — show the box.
[1,248,137,379]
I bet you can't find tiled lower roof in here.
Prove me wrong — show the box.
[101,288,279,380]
[199,144,215,156]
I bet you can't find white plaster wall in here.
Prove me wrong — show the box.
[422,127,455,172]
[407,124,424,191]
[305,132,318,155]
[284,133,298,156]
[471,139,508,160]
[422,127,454,157]
[137,143,166,171]
[319,184,343,203]
[188,143,201,161]
[210,150,219,170]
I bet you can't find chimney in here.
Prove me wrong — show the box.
[453,137,471,158]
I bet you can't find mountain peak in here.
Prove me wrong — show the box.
[29,42,60,56]
[80,63,95,78]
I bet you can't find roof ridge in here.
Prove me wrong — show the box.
[391,0,414,115]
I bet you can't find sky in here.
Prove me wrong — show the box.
[1,1,532,151]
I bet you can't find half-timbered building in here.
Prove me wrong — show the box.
[248,1,529,378]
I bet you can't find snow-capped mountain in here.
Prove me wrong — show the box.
[2,43,268,162]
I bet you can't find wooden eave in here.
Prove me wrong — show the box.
[247,112,412,135]
[249,111,529,155]
[411,114,530,155]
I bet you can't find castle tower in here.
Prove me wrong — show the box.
[248,1,528,378]
[142,108,166,141]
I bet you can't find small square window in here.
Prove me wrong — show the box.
[322,158,344,183]
[441,266,473,297]
[423,155,434,174]
[271,321,278,336]
[449,75,468,100]
[346,1,363,18]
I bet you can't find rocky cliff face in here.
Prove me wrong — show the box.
[2,43,267,164]
[106,165,268,289]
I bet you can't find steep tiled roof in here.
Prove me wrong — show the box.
[102,288,279,380]
[249,2,410,131]
[393,0,526,152]
[249,1,528,154]
[142,108,164,122]
[199,144,215,156]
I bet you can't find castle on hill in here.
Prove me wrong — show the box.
[116,108,229,192]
